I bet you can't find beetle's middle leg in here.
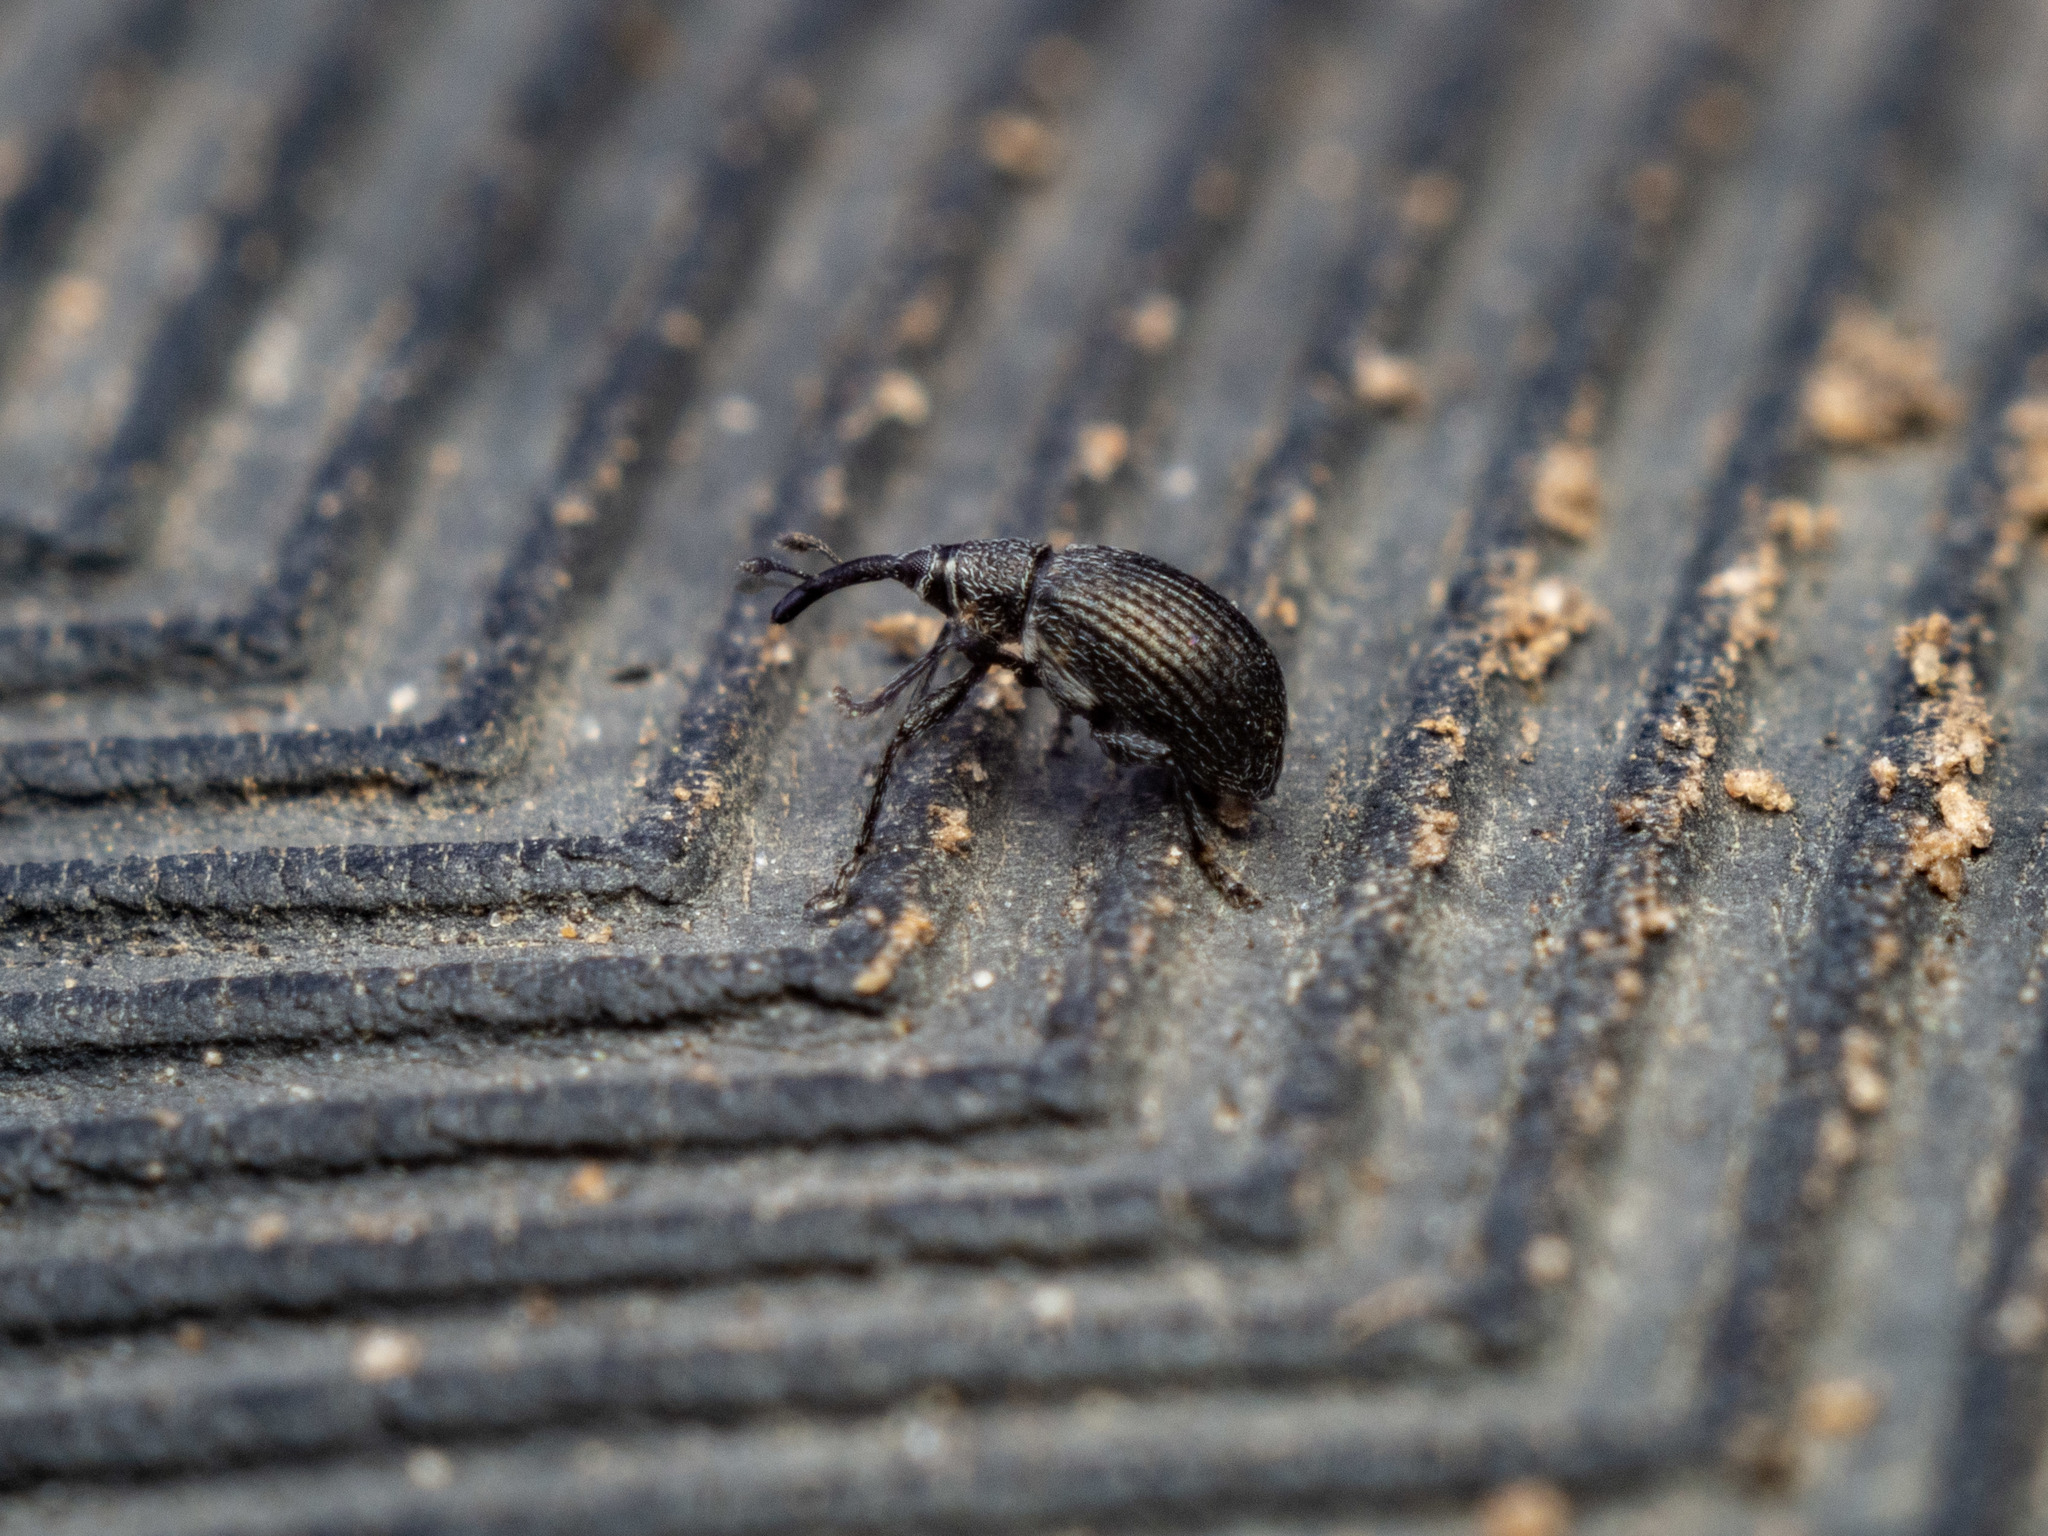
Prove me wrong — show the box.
[813,659,991,911]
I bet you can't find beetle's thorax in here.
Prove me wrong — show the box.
[912,539,1044,644]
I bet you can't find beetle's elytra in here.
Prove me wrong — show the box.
[741,533,1286,909]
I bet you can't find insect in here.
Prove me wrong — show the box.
[741,532,1286,910]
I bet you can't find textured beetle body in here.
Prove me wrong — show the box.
[745,535,1286,907]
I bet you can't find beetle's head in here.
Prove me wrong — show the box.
[912,539,1041,644]
[748,538,1043,644]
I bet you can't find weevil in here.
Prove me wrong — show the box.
[741,532,1286,909]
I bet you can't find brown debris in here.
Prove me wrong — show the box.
[1531,441,1602,540]
[1702,539,1785,658]
[928,803,972,855]
[850,906,936,996]
[978,110,1061,179]
[1409,808,1459,870]
[1352,347,1425,413]
[563,1161,615,1205]
[1801,306,1959,449]
[1414,714,1467,757]
[350,1327,424,1383]
[1870,756,1899,800]
[976,665,1026,712]
[2005,395,2048,521]
[1477,553,1598,683]
[1074,421,1129,482]
[1895,612,1952,692]
[1840,1027,1889,1115]
[1798,1377,1885,1440]
[1888,611,1995,898]
[1477,1480,1572,1536]
[1908,781,1993,901]
[1253,573,1300,630]
[1723,767,1794,813]
[1123,292,1180,353]
[868,611,944,659]
[1766,496,1841,552]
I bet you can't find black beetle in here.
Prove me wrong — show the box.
[741,532,1286,909]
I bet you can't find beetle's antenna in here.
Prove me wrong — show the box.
[735,555,810,591]
[775,531,840,562]
[769,554,917,625]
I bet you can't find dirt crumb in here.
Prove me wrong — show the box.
[1531,441,1602,540]
[1896,612,1952,692]
[564,1161,615,1205]
[1352,347,1425,413]
[868,611,944,659]
[1723,767,1794,812]
[1702,539,1785,657]
[2006,395,2048,520]
[851,906,936,996]
[979,110,1060,179]
[928,803,972,854]
[1802,306,1958,448]
[1124,292,1180,353]
[1410,808,1459,870]
[1478,553,1598,682]
[1074,421,1129,481]
[1253,572,1300,630]
[1477,1479,1572,1536]
[1766,496,1842,551]
[1840,1027,1889,1115]
[1519,716,1541,762]
[1415,714,1467,757]
[1908,778,1993,901]
[1870,756,1899,799]
[1798,1377,1884,1439]
[351,1327,424,1383]
[976,665,1026,712]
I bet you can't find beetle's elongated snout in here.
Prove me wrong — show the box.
[768,554,920,625]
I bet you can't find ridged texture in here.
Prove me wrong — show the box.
[2,0,2048,1531]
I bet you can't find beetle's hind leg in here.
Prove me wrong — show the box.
[811,659,991,912]
[832,629,954,718]
[1173,774,1260,910]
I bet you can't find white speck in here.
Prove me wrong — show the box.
[715,395,759,434]
[902,1418,947,1465]
[1029,1284,1076,1328]
[387,683,419,716]
[1162,464,1198,499]
[241,318,300,407]
[405,1449,453,1490]
[753,852,768,869]
[970,969,994,990]
[580,718,602,741]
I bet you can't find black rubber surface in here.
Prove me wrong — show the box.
[4,0,2048,1531]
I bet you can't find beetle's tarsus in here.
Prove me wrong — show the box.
[1177,777,1261,909]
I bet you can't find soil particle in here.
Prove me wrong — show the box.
[1477,1479,1572,1536]
[1352,346,1425,413]
[1723,767,1794,812]
[928,803,972,855]
[1531,441,1602,540]
[851,906,936,996]
[1477,553,1598,682]
[1801,305,1958,448]
[1766,496,1841,551]
[868,611,944,659]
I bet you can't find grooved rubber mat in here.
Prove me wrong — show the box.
[2,0,2048,1532]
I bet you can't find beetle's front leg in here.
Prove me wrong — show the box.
[832,628,955,718]
[811,660,992,912]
